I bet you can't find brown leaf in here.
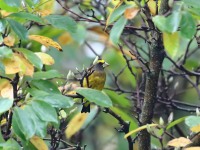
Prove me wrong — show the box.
[29,35,62,51]
[124,7,140,20]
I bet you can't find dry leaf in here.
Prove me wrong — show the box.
[3,36,15,47]
[191,124,200,133]
[124,7,140,19]
[167,137,192,148]
[65,113,88,139]
[35,52,54,65]
[58,32,73,45]
[30,136,48,150]
[29,35,62,51]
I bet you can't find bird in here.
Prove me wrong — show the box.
[81,56,109,113]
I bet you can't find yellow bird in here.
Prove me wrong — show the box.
[81,57,109,113]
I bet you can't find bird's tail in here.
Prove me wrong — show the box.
[81,101,90,113]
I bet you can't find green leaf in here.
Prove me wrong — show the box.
[42,94,74,108]
[25,0,40,7]
[110,16,127,45]
[24,105,47,138]
[153,12,181,33]
[76,88,113,107]
[0,62,5,74]
[112,107,138,130]
[8,12,43,23]
[180,12,196,39]
[45,15,77,33]
[70,25,86,44]
[33,70,63,80]
[13,107,36,139]
[30,100,58,124]
[0,46,13,59]
[15,48,43,69]
[165,12,182,33]
[12,113,26,141]
[0,128,5,143]
[185,116,200,128]
[0,19,6,33]
[166,116,187,130]
[31,80,60,94]
[28,88,74,108]
[3,0,21,7]
[0,98,13,114]
[1,139,21,150]
[163,32,179,58]
[152,15,167,32]
[105,90,130,108]
[7,19,28,40]
[183,0,200,9]
[109,4,131,25]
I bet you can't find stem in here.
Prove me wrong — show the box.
[5,73,19,139]
[104,108,133,150]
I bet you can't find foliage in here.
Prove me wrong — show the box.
[0,0,200,150]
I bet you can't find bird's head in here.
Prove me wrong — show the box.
[92,56,109,68]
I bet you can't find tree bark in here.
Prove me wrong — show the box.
[138,0,169,149]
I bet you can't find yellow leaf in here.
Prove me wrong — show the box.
[65,113,88,139]
[191,124,200,133]
[29,35,62,51]
[185,147,200,150]
[0,80,13,99]
[0,10,11,18]
[14,53,34,76]
[124,124,158,138]
[167,137,192,148]
[2,53,34,76]
[2,57,20,74]
[147,0,157,16]
[30,136,48,150]
[37,10,51,17]
[58,32,73,45]
[124,7,140,19]
[3,36,15,47]
[1,118,7,126]
[35,52,54,65]
[163,32,179,58]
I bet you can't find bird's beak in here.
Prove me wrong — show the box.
[103,62,109,68]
